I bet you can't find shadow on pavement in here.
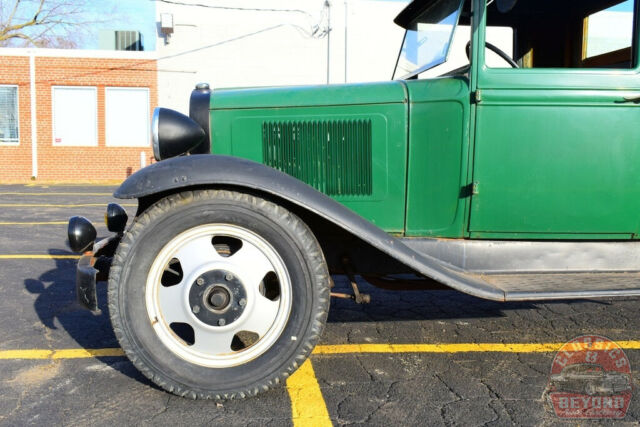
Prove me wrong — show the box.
[327,275,611,324]
[24,247,612,387]
[24,247,155,387]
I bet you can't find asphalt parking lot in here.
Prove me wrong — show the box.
[1,184,639,426]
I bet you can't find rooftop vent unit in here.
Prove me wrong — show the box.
[99,30,144,51]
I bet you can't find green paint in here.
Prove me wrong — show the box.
[405,77,471,237]
[207,0,640,240]
[211,82,408,232]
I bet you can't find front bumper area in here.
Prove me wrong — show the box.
[74,236,119,312]
[76,255,99,311]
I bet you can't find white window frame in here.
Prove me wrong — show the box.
[0,84,20,146]
[51,85,98,147]
[105,86,150,147]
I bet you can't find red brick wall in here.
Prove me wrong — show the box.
[0,56,32,182]
[0,54,157,183]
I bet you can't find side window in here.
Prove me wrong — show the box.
[485,0,637,69]
[52,86,98,147]
[105,87,150,147]
[583,1,635,67]
[0,85,19,145]
[484,26,514,68]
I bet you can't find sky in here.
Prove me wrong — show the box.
[72,0,636,51]
[82,0,157,50]
[610,1,634,12]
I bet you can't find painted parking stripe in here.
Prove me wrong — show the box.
[0,348,124,359]
[4,342,639,426]
[0,192,112,196]
[24,183,119,187]
[3,341,640,360]
[286,359,332,427]
[0,203,136,208]
[313,341,640,354]
[0,221,68,225]
[0,255,80,260]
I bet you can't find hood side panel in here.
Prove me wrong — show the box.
[211,82,408,232]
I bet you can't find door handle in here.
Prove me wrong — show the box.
[621,95,640,103]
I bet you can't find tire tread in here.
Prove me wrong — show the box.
[108,189,330,400]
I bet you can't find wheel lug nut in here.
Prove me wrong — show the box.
[196,278,205,286]
[218,319,226,326]
[239,298,246,307]
[225,273,233,281]
[192,305,200,314]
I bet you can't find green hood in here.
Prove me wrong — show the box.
[211,81,407,110]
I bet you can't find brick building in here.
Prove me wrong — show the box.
[0,49,157,182]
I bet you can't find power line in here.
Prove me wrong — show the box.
[153,0,330,39]
[152,0,315,19]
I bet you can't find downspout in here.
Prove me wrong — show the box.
[344,0,348,83]
[326,0,331,84]
[29,52,37,179]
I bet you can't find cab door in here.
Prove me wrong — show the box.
[469,0,640,239]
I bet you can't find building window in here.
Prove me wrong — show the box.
[0,85,19,145]
[105,87,150,147]
[52,86,97,146]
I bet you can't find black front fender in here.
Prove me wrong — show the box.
[114,154,504,301]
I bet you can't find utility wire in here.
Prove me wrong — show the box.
[157,24,289,61]
[152,0,329,39]
[152,0,315,19]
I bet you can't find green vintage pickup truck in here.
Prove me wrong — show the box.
[68,0,640,399]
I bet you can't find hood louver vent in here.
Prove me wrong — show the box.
[262,120,372,196]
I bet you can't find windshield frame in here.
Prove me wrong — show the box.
[392,0,465,80]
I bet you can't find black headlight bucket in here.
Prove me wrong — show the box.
[152,107,207,161]
[105,203,128,233]
[68,216,97,253]
[189,82,212,154]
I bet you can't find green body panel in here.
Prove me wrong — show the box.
[471,87,640,238]
[469,0,640,240]
[404,77,471,237]
[210,82,409,231]
[211,81,407,109]
[204,0,640,240]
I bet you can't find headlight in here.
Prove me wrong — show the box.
[104,203,128,233]
[188,82,211,154]
[151,107,206,161]
[68,216,97,253]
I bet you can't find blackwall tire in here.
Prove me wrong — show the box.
[108,189,330,399]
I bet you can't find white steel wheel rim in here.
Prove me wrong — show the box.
[145,224,292,368]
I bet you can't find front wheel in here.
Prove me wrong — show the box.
[108,190,330,399]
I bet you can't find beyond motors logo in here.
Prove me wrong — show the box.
[544,335,633,419]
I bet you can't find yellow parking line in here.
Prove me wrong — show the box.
[286,359,332,427]
[0,348,124,359]
[0,203,135,208]
[23,182,120,186]
[0,255,80,260]
[313,341,640,354]
[0,221,68,225]
[0,192,112,196]
[2,341,640,360]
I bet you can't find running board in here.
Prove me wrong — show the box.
[470,272,640,301]
[396,238,640,301]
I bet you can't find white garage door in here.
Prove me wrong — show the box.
[105,87,150,147]
[52,86,97,146]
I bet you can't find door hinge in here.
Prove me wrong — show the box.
[472,182,479,195]
[471,90,482,104]
[461,182,480,197]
